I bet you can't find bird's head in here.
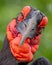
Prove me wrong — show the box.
[15,6,48,45]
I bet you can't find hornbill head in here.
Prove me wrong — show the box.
[0,6,49,65]
[16,6,48,45]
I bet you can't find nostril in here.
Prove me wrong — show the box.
[24,24,27,27]
[24,22,27,27]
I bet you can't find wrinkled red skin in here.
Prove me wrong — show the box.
[6,6,48,62]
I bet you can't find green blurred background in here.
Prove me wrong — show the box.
[0,0,52,63]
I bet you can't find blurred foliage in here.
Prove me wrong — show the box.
[0,0,52,63]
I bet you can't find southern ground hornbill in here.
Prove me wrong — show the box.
[0,6,51,65]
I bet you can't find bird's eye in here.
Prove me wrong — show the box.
[32,29,34,31]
